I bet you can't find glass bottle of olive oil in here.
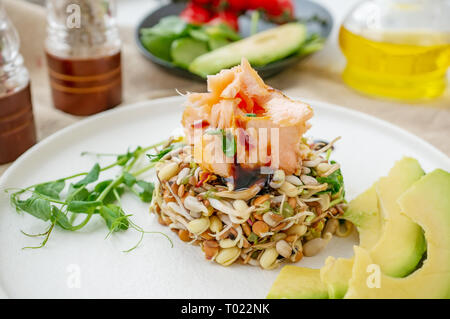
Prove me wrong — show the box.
[339,0,450,101]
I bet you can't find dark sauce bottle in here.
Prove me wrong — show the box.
[0,5,36,164]
[45,0,122,116]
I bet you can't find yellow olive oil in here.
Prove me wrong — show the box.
[339,26,450,101]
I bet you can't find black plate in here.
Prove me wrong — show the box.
[135,0,333,80]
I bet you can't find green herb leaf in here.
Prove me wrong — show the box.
[141,16,188,37]
[66,184,90,202]
[74,163,100,187]
[16,195,52,221]
[94,180,113,193]
[298,33,325,57]
[89,180,124,204]
[205,24,241,41]
[281,202,294,218]
[136,180,154,203]
[117,151,133,166]
[247,232,259,243]
[316,162,345,195]
[104,187,124,205]
[205,128,224,135]
[99,205,129,231]
[147,145,174,163]
[223,132,236,157]
[189,28,210,42]
[34,180,65,199]
[67,200,102,214]
[51,206,72,230]
[123,172,137,187]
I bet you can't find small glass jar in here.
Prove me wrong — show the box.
[45,0,122,115]
[339,0,450,101]
[0,3,36,164]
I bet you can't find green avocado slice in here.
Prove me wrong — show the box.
[322,158,426,298]
[346,170,450,298]
[268,158,430,299]
[267,266,328,299]
[189,23,307,78]
[370,157,426,277]
[343,183,382,249]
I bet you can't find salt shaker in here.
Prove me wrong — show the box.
[45,0,122,115]
[0,3,36,164]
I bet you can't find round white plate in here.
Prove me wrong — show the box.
[0,96,449,299]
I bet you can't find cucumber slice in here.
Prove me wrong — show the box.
[208,36,230,50]
[171,38,209,69]
[141,35,174,62]
[189,23,307,77]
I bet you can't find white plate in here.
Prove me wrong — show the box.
[0,97,449,299]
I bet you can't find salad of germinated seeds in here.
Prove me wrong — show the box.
[150,58,352,269]
[151,138,350,269]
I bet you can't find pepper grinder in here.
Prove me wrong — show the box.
[0,3,37,164]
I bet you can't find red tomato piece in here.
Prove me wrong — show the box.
[225,0,249,12]
[209,11,239,31]
[180,2,213,24]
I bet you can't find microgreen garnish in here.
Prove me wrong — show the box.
[205,128,237,157]
[7,140,173,251]
[223,132,237,157]
[316,161,345,196]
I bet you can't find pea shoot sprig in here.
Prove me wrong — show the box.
[7,139,178,251]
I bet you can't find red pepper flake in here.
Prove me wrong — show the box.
[237,92,254,113]
[192,119,210,129]
[253,102,266,115]
[196,171,211,187]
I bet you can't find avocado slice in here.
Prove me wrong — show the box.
[321,158,426,297]
[268,158,429,299]
[343,183,382,249]
[189,23,307,78]
[370,157,426,277]
[318,183,382,299]
[346,170,450,298]
[320,257,354,299]
[267,266,328,299]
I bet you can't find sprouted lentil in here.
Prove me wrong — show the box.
[150,137,352,268]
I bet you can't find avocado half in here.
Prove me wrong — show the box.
[189,23,307,78]
[268,158,447,299]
